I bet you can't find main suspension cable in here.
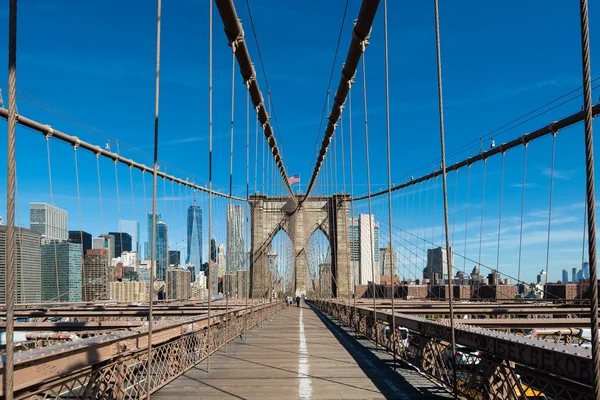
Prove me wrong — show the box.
[433,1,457,395]
[147,0,161,396]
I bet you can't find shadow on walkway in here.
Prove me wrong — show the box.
[308,302,450,399]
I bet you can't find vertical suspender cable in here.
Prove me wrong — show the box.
[147,0,161,396]
[348,90,358,335]
[361,54,378,347]
[5,0,17,397]
[433,1,457,397]
[578,1,600,398]
[207,0,213,371]
[463,166,471,273]
[496,154,505,272]
[254,115,258,194]
[451,170,458,249]
[46,137,60,299]
[245,88,250,335]
[544,134,556,280]
[382,0,396,370]
[478,160,486,268]
[517,145,528,284]
[226,48,236,351]
[74,147,86,301]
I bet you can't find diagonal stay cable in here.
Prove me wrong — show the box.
[304,0,381,201]
[215,0,295,198]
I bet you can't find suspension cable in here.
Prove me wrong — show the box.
[578,2,600,395]
[74,146,86,301]
[348,90,359,334]
[517,145,528,284]
[147,0,161,396]
[451,169,458,249]
[360,54,379,346]
[463,165,471,273]
[207,0,213,372]
[45,137,60,299]
[544,134,556,281]
[225,47,236,349]
[245,87,250,335]
[429,2,455,377]
[382,0,397,369]
[114,155,124,279]
[478,159,487,268]
[496,153,505,271]
[5,0,17,394]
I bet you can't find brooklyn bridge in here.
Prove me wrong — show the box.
[0,0,599,399]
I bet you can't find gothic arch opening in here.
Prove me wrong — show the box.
[306,228,332,298]
[267,229,293,299]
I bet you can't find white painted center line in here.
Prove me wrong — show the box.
[298,307,313,399]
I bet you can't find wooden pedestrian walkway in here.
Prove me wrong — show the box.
[154,301,450,399]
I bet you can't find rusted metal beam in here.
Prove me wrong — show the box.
[376,307,590,315]
[460,319,599,328]
[0,302,282,397]
[315,300,594,386]
[0,321,143,331]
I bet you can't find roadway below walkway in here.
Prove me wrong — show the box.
[154,300,450,399]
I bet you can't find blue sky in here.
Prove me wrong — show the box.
[0,0,598,283]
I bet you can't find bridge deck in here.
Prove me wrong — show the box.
[155,302,449,399]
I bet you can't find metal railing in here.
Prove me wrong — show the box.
[0,301,282,399]
[312,299,593,400]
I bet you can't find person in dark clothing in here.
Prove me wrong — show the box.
[295,296,301,307]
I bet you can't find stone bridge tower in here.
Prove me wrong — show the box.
[250,194,351,298]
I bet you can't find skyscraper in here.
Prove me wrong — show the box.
[119,220,140,255]
[166,268,191,300]
[210,238,217,263]
[379,246,397,276]
[30,203,68,241]
[147,213,169,281]
[68,230,92,254]
[226,204,245,274]
[169,250,181,266]
[572,267,578,283]
[0,225,42,303]
[583,262,590,280]
[156,221,168,280]
[186,205,202,276]
[83,249,109,301]
[109,231,132,258]
[93,234,115,261]
[562,269,569,284]
[424,247,454,282]
[349,214,380,285]
[41,242,82,302]
[217,243,225,277]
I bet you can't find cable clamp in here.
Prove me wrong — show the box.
[96,146,102,157]
[245,74,256,89]
[353,27,372,52]
[73,137,80,149]
[548,122,558,137]
[45,126,54,139]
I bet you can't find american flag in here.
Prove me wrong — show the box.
[288,174,300,185]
